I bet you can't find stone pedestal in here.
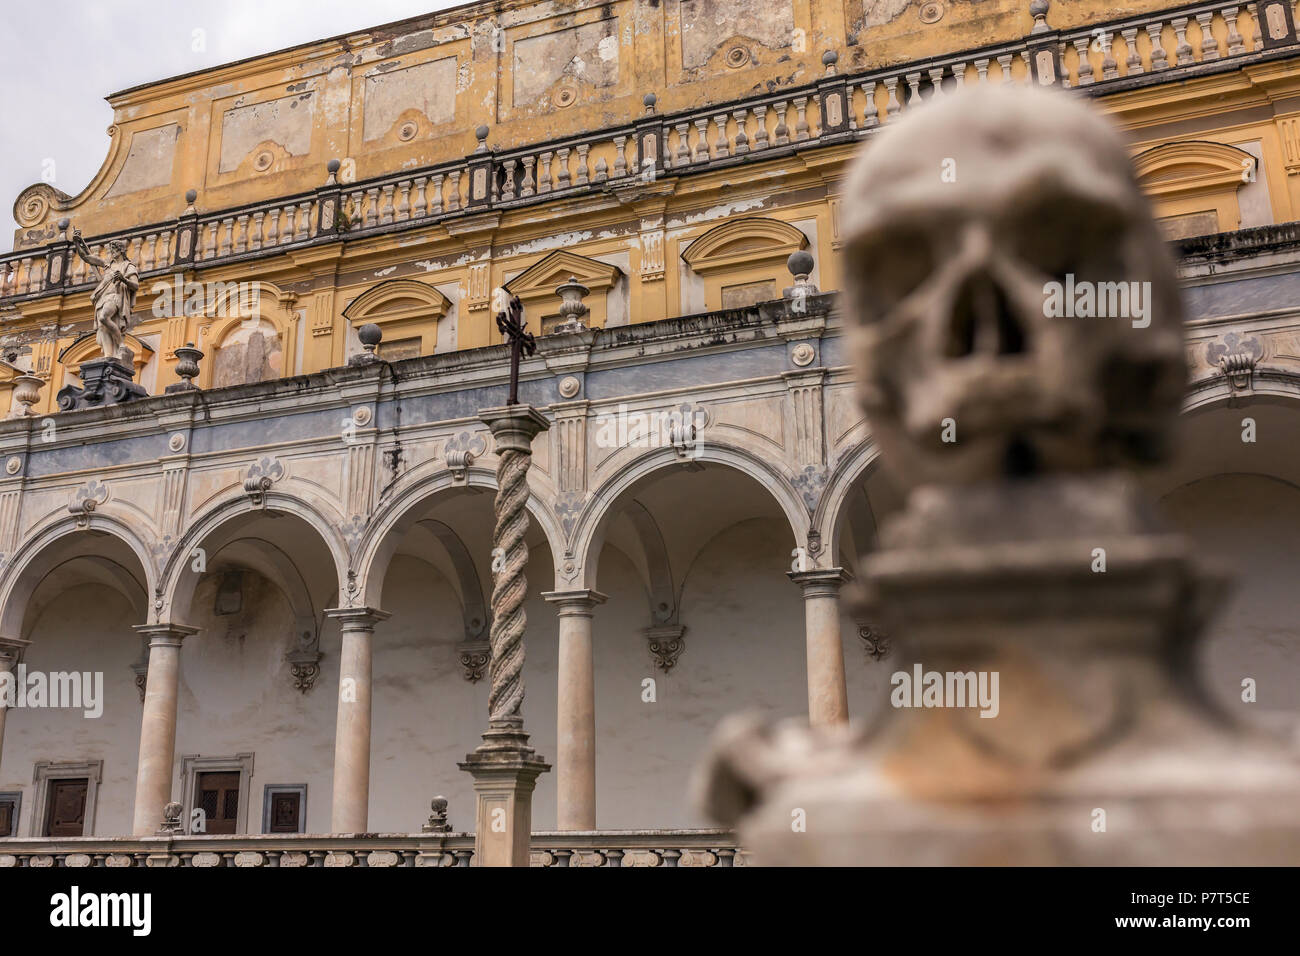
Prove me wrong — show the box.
[458,722,551,867]
[57,356,147,411]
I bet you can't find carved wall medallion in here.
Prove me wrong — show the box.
[919,2,944,24]
[168,432,186,452]
[791,342,816,366]
[558,375,581,398]
[4,456,20,475]
[352,405,373,427]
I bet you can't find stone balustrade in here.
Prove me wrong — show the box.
[0,0,1287,307]
[0,829,743,868]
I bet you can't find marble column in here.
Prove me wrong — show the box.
[326,606,389,833]
[131,623,199,836]
[788,568,850,726]
[543,589,606,830]
[0,638,30,778]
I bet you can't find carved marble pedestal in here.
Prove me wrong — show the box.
[57,356,146,411]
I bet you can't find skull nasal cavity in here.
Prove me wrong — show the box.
[944,273,1026,358]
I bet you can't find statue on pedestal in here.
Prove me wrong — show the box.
[73,232,138,363]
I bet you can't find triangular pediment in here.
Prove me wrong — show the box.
[506,250,622,301]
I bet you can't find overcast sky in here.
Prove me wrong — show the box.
[1,0,463,251]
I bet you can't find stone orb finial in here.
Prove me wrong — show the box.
[359,323,383,353]
[644,92,658,113]
[185,189,198,204]
[475,125,490,153]
[56,217,69,231]
[822,50,838,74]
[327,158,341,174]
[787,250,814,278]
[840,84,1186,489]
[1030,0,1051,32]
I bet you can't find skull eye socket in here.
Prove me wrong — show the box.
[1005,196,1130,283]
[846,226,936,321]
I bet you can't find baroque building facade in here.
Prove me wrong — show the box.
[0,0,1298,864]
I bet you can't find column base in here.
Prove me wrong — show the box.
[458,721,550,867]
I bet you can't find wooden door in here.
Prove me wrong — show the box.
[196,771,241,834]
[44,779,88,836]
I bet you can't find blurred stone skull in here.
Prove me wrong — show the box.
[841,85,1186,487]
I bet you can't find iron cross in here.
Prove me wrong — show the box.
[495,293,536,405]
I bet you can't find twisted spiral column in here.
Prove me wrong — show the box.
[489,445,531,725]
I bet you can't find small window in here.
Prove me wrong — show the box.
[262,785,307,834]
[0,792,21,837]
[196,772,241,835]
[44,778,89,837]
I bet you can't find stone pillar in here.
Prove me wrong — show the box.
[131,624,198,836]
[543,589,606,830]
[788,569,850,726]
[0,638,30,776]
[459,404,551,866]
[326,607,389,833]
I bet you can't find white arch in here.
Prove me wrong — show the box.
[0,512,157,638]
[566,441,810,591]
[158,489,350,626]
[355,464,565,608]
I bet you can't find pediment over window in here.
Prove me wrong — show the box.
[505,250,622,302]
[58,332,154,375]
[1133,140,1256,199]
[343,278,453,358]
[1133,141,1255,239]
[681,217,809,275]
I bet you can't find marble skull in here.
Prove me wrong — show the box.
[840,84,1187,488]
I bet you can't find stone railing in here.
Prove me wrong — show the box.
[0,829,743,867]
[0,0,1292,304]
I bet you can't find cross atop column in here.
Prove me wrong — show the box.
[493,289,536,406]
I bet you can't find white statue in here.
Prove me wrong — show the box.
[72,232,138,362]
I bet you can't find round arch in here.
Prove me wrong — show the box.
[0,512,157,638]
[567,441,810,591]
[355,464,565,608]
[158,489,350,626]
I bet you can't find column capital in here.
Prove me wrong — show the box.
[325,606,390,629]
[478,404,551,454]
[788,567,852,597]
[542,589,607,614]
[133,623,200,647]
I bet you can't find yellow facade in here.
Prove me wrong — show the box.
[4,0,1300,414]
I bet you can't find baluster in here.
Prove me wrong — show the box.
[250,211,264,250]
[363,188,378,228]
[883,78,902,120]
[1072,38,1095,85]
[994,55,1013,83]
[234,215,248,253]
[712,114,730,157]
[1224,7,1246,55]
[859,81,879,128]
[1172,17,1194,64]
[501,161,517,199]
[952,61,968,87]
[694,117,712,159]
[555,147,571,188]
[928,67,945,97]
[279,206,295,245]
[128,236,142,264]
[447,170,462,211]
[793,97,810,140]
[140,233,156,270]
[732,108,749,153]
[430,172,446,213]
[1251,5,1265,50]
[396,181,411,221]
[576,144,590,185]
[594,157,607,182]
[748,104,764,147]
[614,135,630,176]
[974,57,991,82]
[1147,22,1170,70]
[1019,50,1033,83]
[379,184,394,225]
[519,159,535,198]
[1099,32,1118,79]
[413,176,428,217]
[905,72,923,106]
[1196,12,1220,60]
[539,151,554,192]
[15,257,31,294]
[265,208,278,246]
[1122,27,1143,74]
[218,218,233,256]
